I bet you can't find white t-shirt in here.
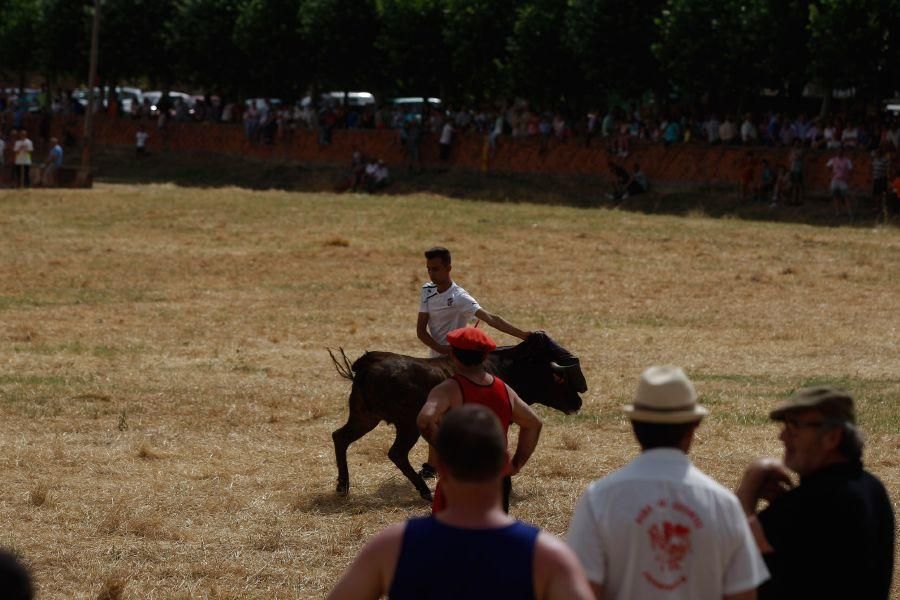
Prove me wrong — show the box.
[0,138,5,163]
[440,123,453,145]
[136,131,150,148]
[14,139,33,165]
[418,282,481,357]
[567,448,768,600]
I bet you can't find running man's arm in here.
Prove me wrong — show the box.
[507,387,542,475]
[474,308,532,340]
[416,312,450,355]
[327,523,404,600]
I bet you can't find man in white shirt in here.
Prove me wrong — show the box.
[13,129,33,188]
[567,366,769,600]
[416,246,532,478]
[439,120,453,160]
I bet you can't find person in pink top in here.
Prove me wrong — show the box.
[826,147,854,218]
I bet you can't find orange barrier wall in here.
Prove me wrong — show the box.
[8,115,879,192]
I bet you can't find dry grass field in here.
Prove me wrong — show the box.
[0,183,898,598]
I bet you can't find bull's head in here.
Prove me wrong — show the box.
[490,332,587,414]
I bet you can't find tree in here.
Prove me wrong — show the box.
[506,0,581,109]
[808,0,900,108]
[298,0,381,94]
[0,0,42,87]
[440,0,519,104]
[375,0,449,98]
[35,0,92,85]
[97,0,177,86]
[566,0,665,105]
[234,0,309,99]
[170,0,251,97]
[654,0,771,110]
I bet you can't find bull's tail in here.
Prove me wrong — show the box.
[328,347,355,381]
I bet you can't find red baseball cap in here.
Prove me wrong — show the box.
[446,327,497,352]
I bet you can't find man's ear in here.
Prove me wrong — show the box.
[821,426,843,453]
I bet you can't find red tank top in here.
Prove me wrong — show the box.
[452,374,512,439]
[432,374,512,514]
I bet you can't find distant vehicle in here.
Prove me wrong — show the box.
[245,98,282,111]
[299,91,375,108]
[2,88,41,113]
[73,86,143,113]
[389,96,443,115]
[144,91,195,116]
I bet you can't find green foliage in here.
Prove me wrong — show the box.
[0,0,41,81]
[375,0,449,97]
[170,0,251,97]
[566,0,665,102]
[0,0,898,110]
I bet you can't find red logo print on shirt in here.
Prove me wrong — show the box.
[649,521,692,572]
[635,498,702,591]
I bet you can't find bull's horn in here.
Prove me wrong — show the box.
[550,361,573,372]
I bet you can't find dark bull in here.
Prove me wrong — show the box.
[329,332,587,501]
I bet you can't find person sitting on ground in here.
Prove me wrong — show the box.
[328,405,594,600]
[568,366,769,600]
[606,160,631,200]
[417,326,543,514]
[735,387,895,600]
[615,163,649,202]
[363,159,390,193]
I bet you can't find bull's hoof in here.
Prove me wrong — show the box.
[419,488,433,502]
[336,480,349,496]
[418,463,437,480]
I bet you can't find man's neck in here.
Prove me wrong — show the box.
[437,483,512,529]
[456,364,491,383]
[435,279,452,293]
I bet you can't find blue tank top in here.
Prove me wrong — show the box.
[388,516,539,599]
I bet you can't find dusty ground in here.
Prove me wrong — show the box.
[0,183,897,598]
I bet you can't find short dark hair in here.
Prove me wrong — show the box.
[0,550,32,600]
[424,247,451,265]
[451,346,487,366]
[631,420,698,450]
[435,405,506,482]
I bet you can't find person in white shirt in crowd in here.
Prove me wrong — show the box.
[135,125,150,157]
[13,129,33,188]
[567,366,769,600]
[439,119,454,160]
[0,133,6,177]
[416,246,533,479]
[740,114,757,144]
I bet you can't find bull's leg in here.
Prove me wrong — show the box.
[332,412,380,496]
[388,423,432,502]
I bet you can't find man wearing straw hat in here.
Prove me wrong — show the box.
[735,387,894,600]
[328,405,593,600]
[567,366,769,600]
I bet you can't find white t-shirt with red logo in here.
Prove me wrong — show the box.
[567,448,769,600]
[418,282,481,357]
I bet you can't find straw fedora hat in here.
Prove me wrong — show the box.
[623,366,709,424]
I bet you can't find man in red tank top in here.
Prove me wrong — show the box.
[417,327,543,513]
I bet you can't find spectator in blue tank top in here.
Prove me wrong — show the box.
[328,405,593,600]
